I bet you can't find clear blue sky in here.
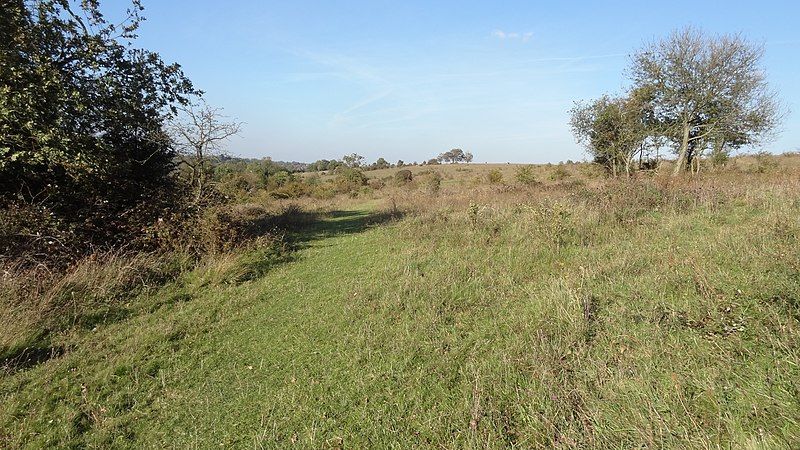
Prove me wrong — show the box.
[113,0,799,163]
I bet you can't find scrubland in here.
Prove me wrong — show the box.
[2,155,800,448]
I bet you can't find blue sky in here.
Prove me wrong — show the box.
[113,0,799,163]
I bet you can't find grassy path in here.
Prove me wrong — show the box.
[2,207,448,447]
[2,199,800,448]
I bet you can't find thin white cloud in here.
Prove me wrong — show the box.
[492,30,533,42]
[333,89,394,121]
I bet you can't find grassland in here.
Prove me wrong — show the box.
[2,156,800,448]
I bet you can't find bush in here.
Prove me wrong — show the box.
[0,1,196,263]
[311,185,336,200]
[529,202,576,249]
[750,151,778,174]
[421,171,443,193]
[709,150,730,168]
[395,169,413,183]
[368,178,386,190]
[549,166,571,181]
[515,165,538,185]
[487,169,503,184]
[334,167,368,193]
[270,181,311,199]
[265,171,295,189]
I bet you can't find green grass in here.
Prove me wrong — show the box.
[2,182,800,448]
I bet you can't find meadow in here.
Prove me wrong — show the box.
[2,155,799,448]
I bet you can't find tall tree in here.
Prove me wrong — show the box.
[630,27,781,175]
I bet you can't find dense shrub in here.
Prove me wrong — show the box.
[334,167,368,193]
[0,1,196,263]
[422,171,443,193]
[487,169,503,184]
[395,169,413,183]
[549,166,571,181]
[515,165,539,185]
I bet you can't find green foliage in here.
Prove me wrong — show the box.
[437,148,474,163]
[342,153,364,168]
[394,169,413,183]
[0,0,196,260]
[569,91,653,176]
[515,165,538,185]
[369,157,391,170]
[420,171,443,193]
[549,165,571,181]
[334,167,368,192]
[629,27,781,174]
[306,159,343,172]
[487,169,503,184]
[709,148,730,168]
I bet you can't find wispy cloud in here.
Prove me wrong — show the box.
[283,48,390,86]
[331,89,395,126]
[492,30,534,42]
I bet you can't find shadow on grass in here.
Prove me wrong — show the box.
[228,208,401,284]
[286,209,403,249]
[1,342,66,373]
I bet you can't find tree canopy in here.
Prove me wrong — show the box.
[630,27,781,174]
[437,148,473,163]
[570,27,782,176]
[1,0,196,252]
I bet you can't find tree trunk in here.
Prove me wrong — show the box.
[672,122,691,176]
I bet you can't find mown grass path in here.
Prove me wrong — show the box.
[2,199,800,448]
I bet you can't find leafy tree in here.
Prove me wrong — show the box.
[630,27,782,174]
[307,159,342,172]
[570,89,653,176]
[333,166,367,192]
[342,153,364,168]
[372,157,390,170]
[437,148,473,163]
[0,0,196,255]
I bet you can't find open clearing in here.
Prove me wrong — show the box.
[3,161,800,448]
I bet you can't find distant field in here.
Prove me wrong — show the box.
[3,154,800,448]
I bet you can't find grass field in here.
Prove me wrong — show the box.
[2,157,800,448]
